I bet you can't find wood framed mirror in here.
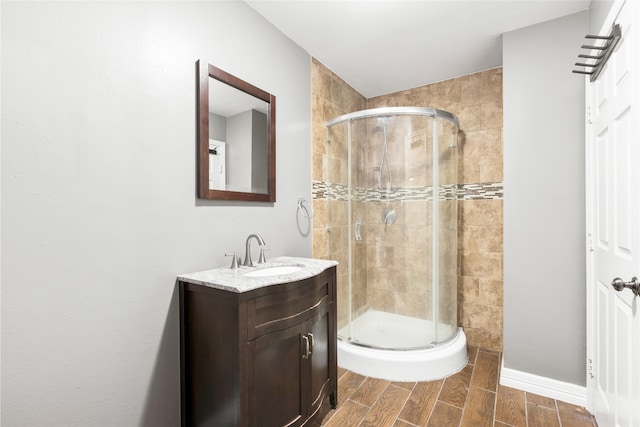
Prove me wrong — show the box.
[197,60,276,201]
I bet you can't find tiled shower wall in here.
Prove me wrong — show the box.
[311,58,503,351]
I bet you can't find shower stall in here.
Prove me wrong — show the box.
[324,107,467,381]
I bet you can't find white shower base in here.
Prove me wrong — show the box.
[338,310,468,382]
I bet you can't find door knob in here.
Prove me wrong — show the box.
[611,277,640,296]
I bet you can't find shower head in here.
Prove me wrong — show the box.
[382,208,398,225]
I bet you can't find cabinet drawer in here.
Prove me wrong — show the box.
[247,270,332,340]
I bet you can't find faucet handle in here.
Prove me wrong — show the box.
[258,248,269,264]
[225,252,240,269]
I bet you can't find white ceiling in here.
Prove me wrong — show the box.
[246,0,591,97]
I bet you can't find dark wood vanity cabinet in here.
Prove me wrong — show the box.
[179,267,337,427]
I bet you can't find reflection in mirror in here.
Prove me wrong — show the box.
[198,60,276,201]
[208,78,269,194]
[208,139,226,190]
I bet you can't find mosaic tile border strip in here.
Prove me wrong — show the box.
[457,182,503,200]
[312,181,503,201]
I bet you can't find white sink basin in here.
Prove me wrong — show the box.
[243,265,303,278]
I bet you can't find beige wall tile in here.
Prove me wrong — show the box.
[430,79,463,111]
[460,225,503,253]
[460,68,502,107]
[312,95,327,150]
[461,128,502,158]
[312,199,328,227]
[478,156,503,183]
[458,104,483,132]
[312,152,327,182]
[407,270,431,297]
[460,251,503,281]
[479,279,503,307]
[460,303,503,334]
[404,201,429,226]
[460,157,482,184]
[313,227,329,258]
[369,288,396,312]
[459,200,503,227]
[465,328,503,352]
[331,199,348,222]
[459,276,480,302]
[480,101,503,130]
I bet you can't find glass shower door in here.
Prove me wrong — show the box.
[434,117,459,344]
[326,120,351,343]
[328,108,459,351]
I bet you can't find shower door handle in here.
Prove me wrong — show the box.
[355,221,362,241]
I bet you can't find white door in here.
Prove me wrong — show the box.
[209,139,226,190]
[586,0,640,426]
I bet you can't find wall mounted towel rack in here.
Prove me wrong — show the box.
[572,23,621,82]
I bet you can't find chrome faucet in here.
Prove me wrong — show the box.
[243,234,266,267]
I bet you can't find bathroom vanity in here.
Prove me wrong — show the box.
[178,257,338,427]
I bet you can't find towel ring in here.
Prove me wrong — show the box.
[297,198,313,219]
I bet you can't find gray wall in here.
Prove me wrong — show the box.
[228,109,254,192]
[589,0,615,33]
[1,2,311,425]
[503,11,588,386]
[251,110,268,194]
[209,112,227,141]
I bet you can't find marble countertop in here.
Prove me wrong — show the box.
[177,256,338,293]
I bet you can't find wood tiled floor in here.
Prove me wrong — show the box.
[314,346,597,427]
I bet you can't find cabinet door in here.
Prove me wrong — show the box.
[252,323,305,427]
[307,311,331,413]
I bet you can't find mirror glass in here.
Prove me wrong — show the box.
[198,60,276,202]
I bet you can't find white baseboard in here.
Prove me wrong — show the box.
[500,359,587,407]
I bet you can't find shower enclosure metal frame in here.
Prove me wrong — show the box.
[326,106,461,353]
[326,106,459,128]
